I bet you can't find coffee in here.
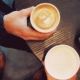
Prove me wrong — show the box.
[44,44,80,80]
[30,3,60,33]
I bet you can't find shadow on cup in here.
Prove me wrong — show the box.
[42,44,58,61]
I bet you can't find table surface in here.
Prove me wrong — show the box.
[15,0,80,80]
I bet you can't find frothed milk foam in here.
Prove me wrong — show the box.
[33,4,58,29]
[45,45,80,80]
[30,3,60,33]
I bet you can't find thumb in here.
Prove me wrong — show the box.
[21,6,34,17]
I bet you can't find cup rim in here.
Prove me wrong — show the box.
[44,44,80,79]
[30,3,60,33]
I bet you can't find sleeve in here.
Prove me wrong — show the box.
[0,11,6,42]
[0,11,5,28]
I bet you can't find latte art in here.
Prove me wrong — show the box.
[30,3,60,33]
[33,4,58,29]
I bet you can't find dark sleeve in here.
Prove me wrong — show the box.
[0,11,6,40]
[0,11,5,28]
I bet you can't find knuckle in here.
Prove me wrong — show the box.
[21,31,27,36]
[20,9,25,15]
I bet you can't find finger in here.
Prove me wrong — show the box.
[19,32,46,40]
[24,27,56,39]
[21,36,41,40]
[20,6,34,16]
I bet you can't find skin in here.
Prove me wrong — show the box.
[0,53,5,69]
[4,7,56,40]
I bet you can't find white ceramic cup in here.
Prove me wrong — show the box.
[30,3,60,33]
[44,44,80,80]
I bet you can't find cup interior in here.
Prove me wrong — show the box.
[44,44,80,79]
[30,3,60,33]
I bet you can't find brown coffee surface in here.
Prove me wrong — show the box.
[32,4,59,29]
